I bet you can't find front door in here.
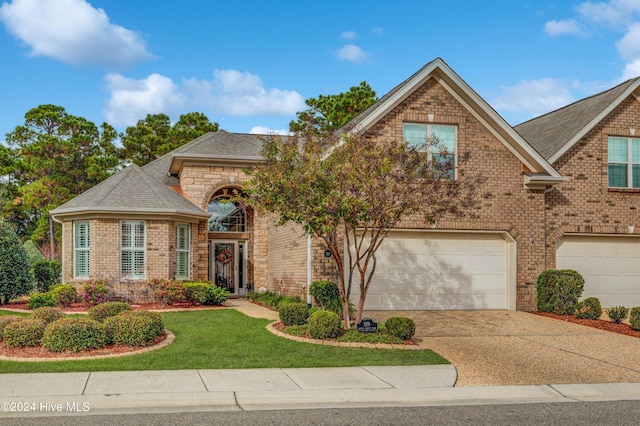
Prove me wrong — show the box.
[210,241,246,296]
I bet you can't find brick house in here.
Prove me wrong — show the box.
[51,58,638,311]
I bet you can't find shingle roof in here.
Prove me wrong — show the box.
[171,130,263,157]
[515,77,640,161]
[50,164,209,218]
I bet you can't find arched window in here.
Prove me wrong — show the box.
[207,197,246,232]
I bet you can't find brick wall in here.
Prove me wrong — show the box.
[546,95,640,266]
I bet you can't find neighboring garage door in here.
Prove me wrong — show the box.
[556,235,640,307]
[349,231,509,310]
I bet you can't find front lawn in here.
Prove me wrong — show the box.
[0,309,447,373]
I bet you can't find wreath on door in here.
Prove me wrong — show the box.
[217,248,232,264]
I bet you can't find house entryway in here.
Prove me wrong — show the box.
[210,240,247,296]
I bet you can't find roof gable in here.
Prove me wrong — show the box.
[515,77,640,163]
[50,164,209,219]
[341,58,563,184]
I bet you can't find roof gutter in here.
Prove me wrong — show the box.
[169,153,263,175]
[523,174,569,190]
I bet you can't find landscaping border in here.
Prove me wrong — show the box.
[266,322,421,350]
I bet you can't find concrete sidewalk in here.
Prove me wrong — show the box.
[1,367,640,417]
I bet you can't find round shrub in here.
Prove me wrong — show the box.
[88,301,132,322]
[630,307,640,331]
[42,318,107,352]
[27,292,56,309]
[279,302,309,326]
[82,279,110,306]
[574,297,602,320]
[607,306,629,324]
[203,285,229,306]
[104,314,160,346]
[384,316,416,340]
[50,284,77,307]
[31,306,65,324]
[121,310,164,337]
[32,260,61,293]
[308,310,341,339]
[148,278,186,305]
[184,281,210,304]
[536,269,585,315]
[0,316,23,342]
[3,319,45,348]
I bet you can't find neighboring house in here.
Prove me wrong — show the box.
[51,57,636,311]
[516,77,640,308]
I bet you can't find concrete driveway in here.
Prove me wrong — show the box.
[365,310,640,387]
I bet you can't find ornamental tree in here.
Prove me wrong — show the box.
[243,126,480,328]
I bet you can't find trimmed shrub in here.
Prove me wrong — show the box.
[88,302,131,322]
[308,310,341,339]
[32,260,61,293]
[536,269,585,315]
[574,297,602,320]
[120,310,164,337]
[51,284,77,307]
[82,279,110,306]
[0,220,34,304]
[338,328,403,344]
[630,307,640,331]
[184,282,210,305]
[0,316,23,342]
[149,278,186,305]
[277,296,303,309]
[27,292,56,309]
[607,306,629,324]
[279,302,309,326]
[310,280,342,314]
[104,313,161,346]
[202,285,228,306]
[42,318,107,352]
[31,306,65,324]
[385,316,416,340]
[3,319,45,348]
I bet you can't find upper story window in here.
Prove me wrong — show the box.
[208,197,246,232]
[608,137,640,188]
[403,123,457,179]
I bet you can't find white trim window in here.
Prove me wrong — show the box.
[403,123,457,179]
[121,221,146,279]
[74,221,90,278]
[175,224,190,279]
[608,136,640,188]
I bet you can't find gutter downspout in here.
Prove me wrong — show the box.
[543,186,554,269]
[307,234,312,307]
[51,214,64,284]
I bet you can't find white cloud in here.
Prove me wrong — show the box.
[577,0,640,27]
[491,78,575,118]
[0,0,153,68]
[340,30,357,40]
[616,22,640,60]
[104,70,305,126]
[249,126,290,135]
[337,44,369,64]
[621,58,640,79]
[544,19,585,36]
[103,73,185,126]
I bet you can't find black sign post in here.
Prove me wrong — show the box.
[356,317,378,333]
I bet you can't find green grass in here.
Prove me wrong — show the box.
[0,309,447,373]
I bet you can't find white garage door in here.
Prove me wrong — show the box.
[349,232,509,310]
[556,235,640,307]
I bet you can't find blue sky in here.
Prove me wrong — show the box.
[1,0,639,143]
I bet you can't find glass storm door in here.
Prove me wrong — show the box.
[211,241,246,295]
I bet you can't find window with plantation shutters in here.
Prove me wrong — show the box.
[175,224,190,279]
[121,221,145,279]
[74,221,90,278]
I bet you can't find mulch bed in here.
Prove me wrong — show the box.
[531,311,640,338]
[1,299,224,312]
[0,333,168,359]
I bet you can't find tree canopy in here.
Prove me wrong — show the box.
[244,128,481,327]
[289,81,377,136]
[3,104,121,253]
[121,112,219,166]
